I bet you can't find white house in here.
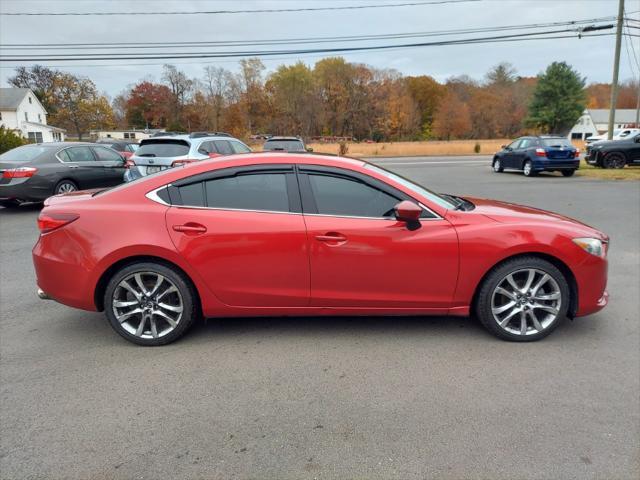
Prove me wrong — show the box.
[569,109,639,140]
[90,128,166,141]
[0,88,65,143]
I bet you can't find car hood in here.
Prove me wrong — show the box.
[464,196,607,239]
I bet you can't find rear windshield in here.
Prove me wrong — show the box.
[263,140,305,151]
[136,140,190,157]
[0,145,53,162]
[541,138,573,148]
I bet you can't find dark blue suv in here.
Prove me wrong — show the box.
[492,136,580,177]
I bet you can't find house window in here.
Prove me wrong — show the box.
[24,112,28,121]
[28,97,32,104]
[571,133,583,140]
[38,113,42,122]
[27,132,43,143]
[123,132,136,139]
[0,112,2,121]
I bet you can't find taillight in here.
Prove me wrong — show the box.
[124,159,136,169]
[37,212,79,233]
[535,148,547,157]
[574,149,580,158]
[2,166,38,178]
[171,159,196,167]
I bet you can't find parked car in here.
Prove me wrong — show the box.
[585,131,640,168]
[263,136,311,152]
[492,136,580,177]
[585,128,640,145]
[95,139,139,159]
[33,153,609,346]
[124,132,252,182]
[0,142,125,208]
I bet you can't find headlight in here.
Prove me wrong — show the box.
[573,238,606,257]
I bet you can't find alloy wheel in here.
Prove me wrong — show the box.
[491,268,562,336]
[523,162,532,176]
[57,182,77,194]
[493,159,502,172]
[111,272,183,339]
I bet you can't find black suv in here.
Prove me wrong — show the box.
[585,132,640,168]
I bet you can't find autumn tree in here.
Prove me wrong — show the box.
[432,90,472,140]
[527,62,586,134]
[162,64,193,130]
[125,81,172,128]
[406,75,445,138]
[49,73,114,139]
[8,65,60,113]
[265,62,315,135]
[202,66,234,131]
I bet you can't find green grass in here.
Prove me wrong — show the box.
[576,160,640,180]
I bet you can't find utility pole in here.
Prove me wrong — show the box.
[607,0,624,140]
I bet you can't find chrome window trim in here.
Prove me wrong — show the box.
[145,185,443,220]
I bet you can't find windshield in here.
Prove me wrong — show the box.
[136,140,190,157]
[263,140,305,151]
[364,163,456,210]
[0,145,53,162]
[541,138,573,148]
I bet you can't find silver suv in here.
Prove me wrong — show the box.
[125,132,252,181]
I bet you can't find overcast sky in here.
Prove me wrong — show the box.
[0,0,636,98]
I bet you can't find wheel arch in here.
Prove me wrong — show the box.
[470,251,578,319]
[94,255,202,315]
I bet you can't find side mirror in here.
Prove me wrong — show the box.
[394,200,422,230]
[306,147,314,152]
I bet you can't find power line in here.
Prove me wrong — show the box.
[0,28,614,63]
[0,0,478,16]
[0,15,620,51]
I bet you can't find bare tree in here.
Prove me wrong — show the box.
[162,64,193,128]
[203,66,233,131]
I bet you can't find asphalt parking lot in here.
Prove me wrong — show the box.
[1,155,639,479]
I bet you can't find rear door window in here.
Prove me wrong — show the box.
[230,141,251,154]
[136,140,190,157]
[92,146,124,161]
[213,140,233,155]
[204,173,290,212]
[65,146,96,162]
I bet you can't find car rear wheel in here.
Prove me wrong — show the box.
[104,262,197,346]
[603,153,626,169]
[561,170,576,177]
[55,179,78,195]
[492,158,504,172]
[523,161,536,177]
[475,256,570,341]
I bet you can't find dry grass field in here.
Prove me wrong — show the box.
[305,139,510,157]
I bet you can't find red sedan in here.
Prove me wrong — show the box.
[32,154,609,346]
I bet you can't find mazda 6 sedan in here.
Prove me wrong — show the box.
[33,154,609,346]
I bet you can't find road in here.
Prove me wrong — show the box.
[1,156,639,479]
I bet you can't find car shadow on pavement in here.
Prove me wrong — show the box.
[0,203,42,214]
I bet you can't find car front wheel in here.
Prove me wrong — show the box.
[603,153,626,169]
[475,256,570,341]
[104,262,198,346]
[492,158,504,172]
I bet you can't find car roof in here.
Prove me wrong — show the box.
[23,142,96,148]
[143,134,241,143]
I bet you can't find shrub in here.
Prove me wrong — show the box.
[338,141,349,156]
[474,142,481,153]
[0,126,26,154]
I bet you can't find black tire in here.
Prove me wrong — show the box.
[603,152,626,169]
[54,179,79,195]
[0,199,22,208]
[561,170,576,177]
[475,256,570,342]
[492,158,504,173]
[104,262,198,346]
[522,160,537,177]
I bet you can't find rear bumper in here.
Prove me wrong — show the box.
[0,180,51,202]
[533,159,580,171]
